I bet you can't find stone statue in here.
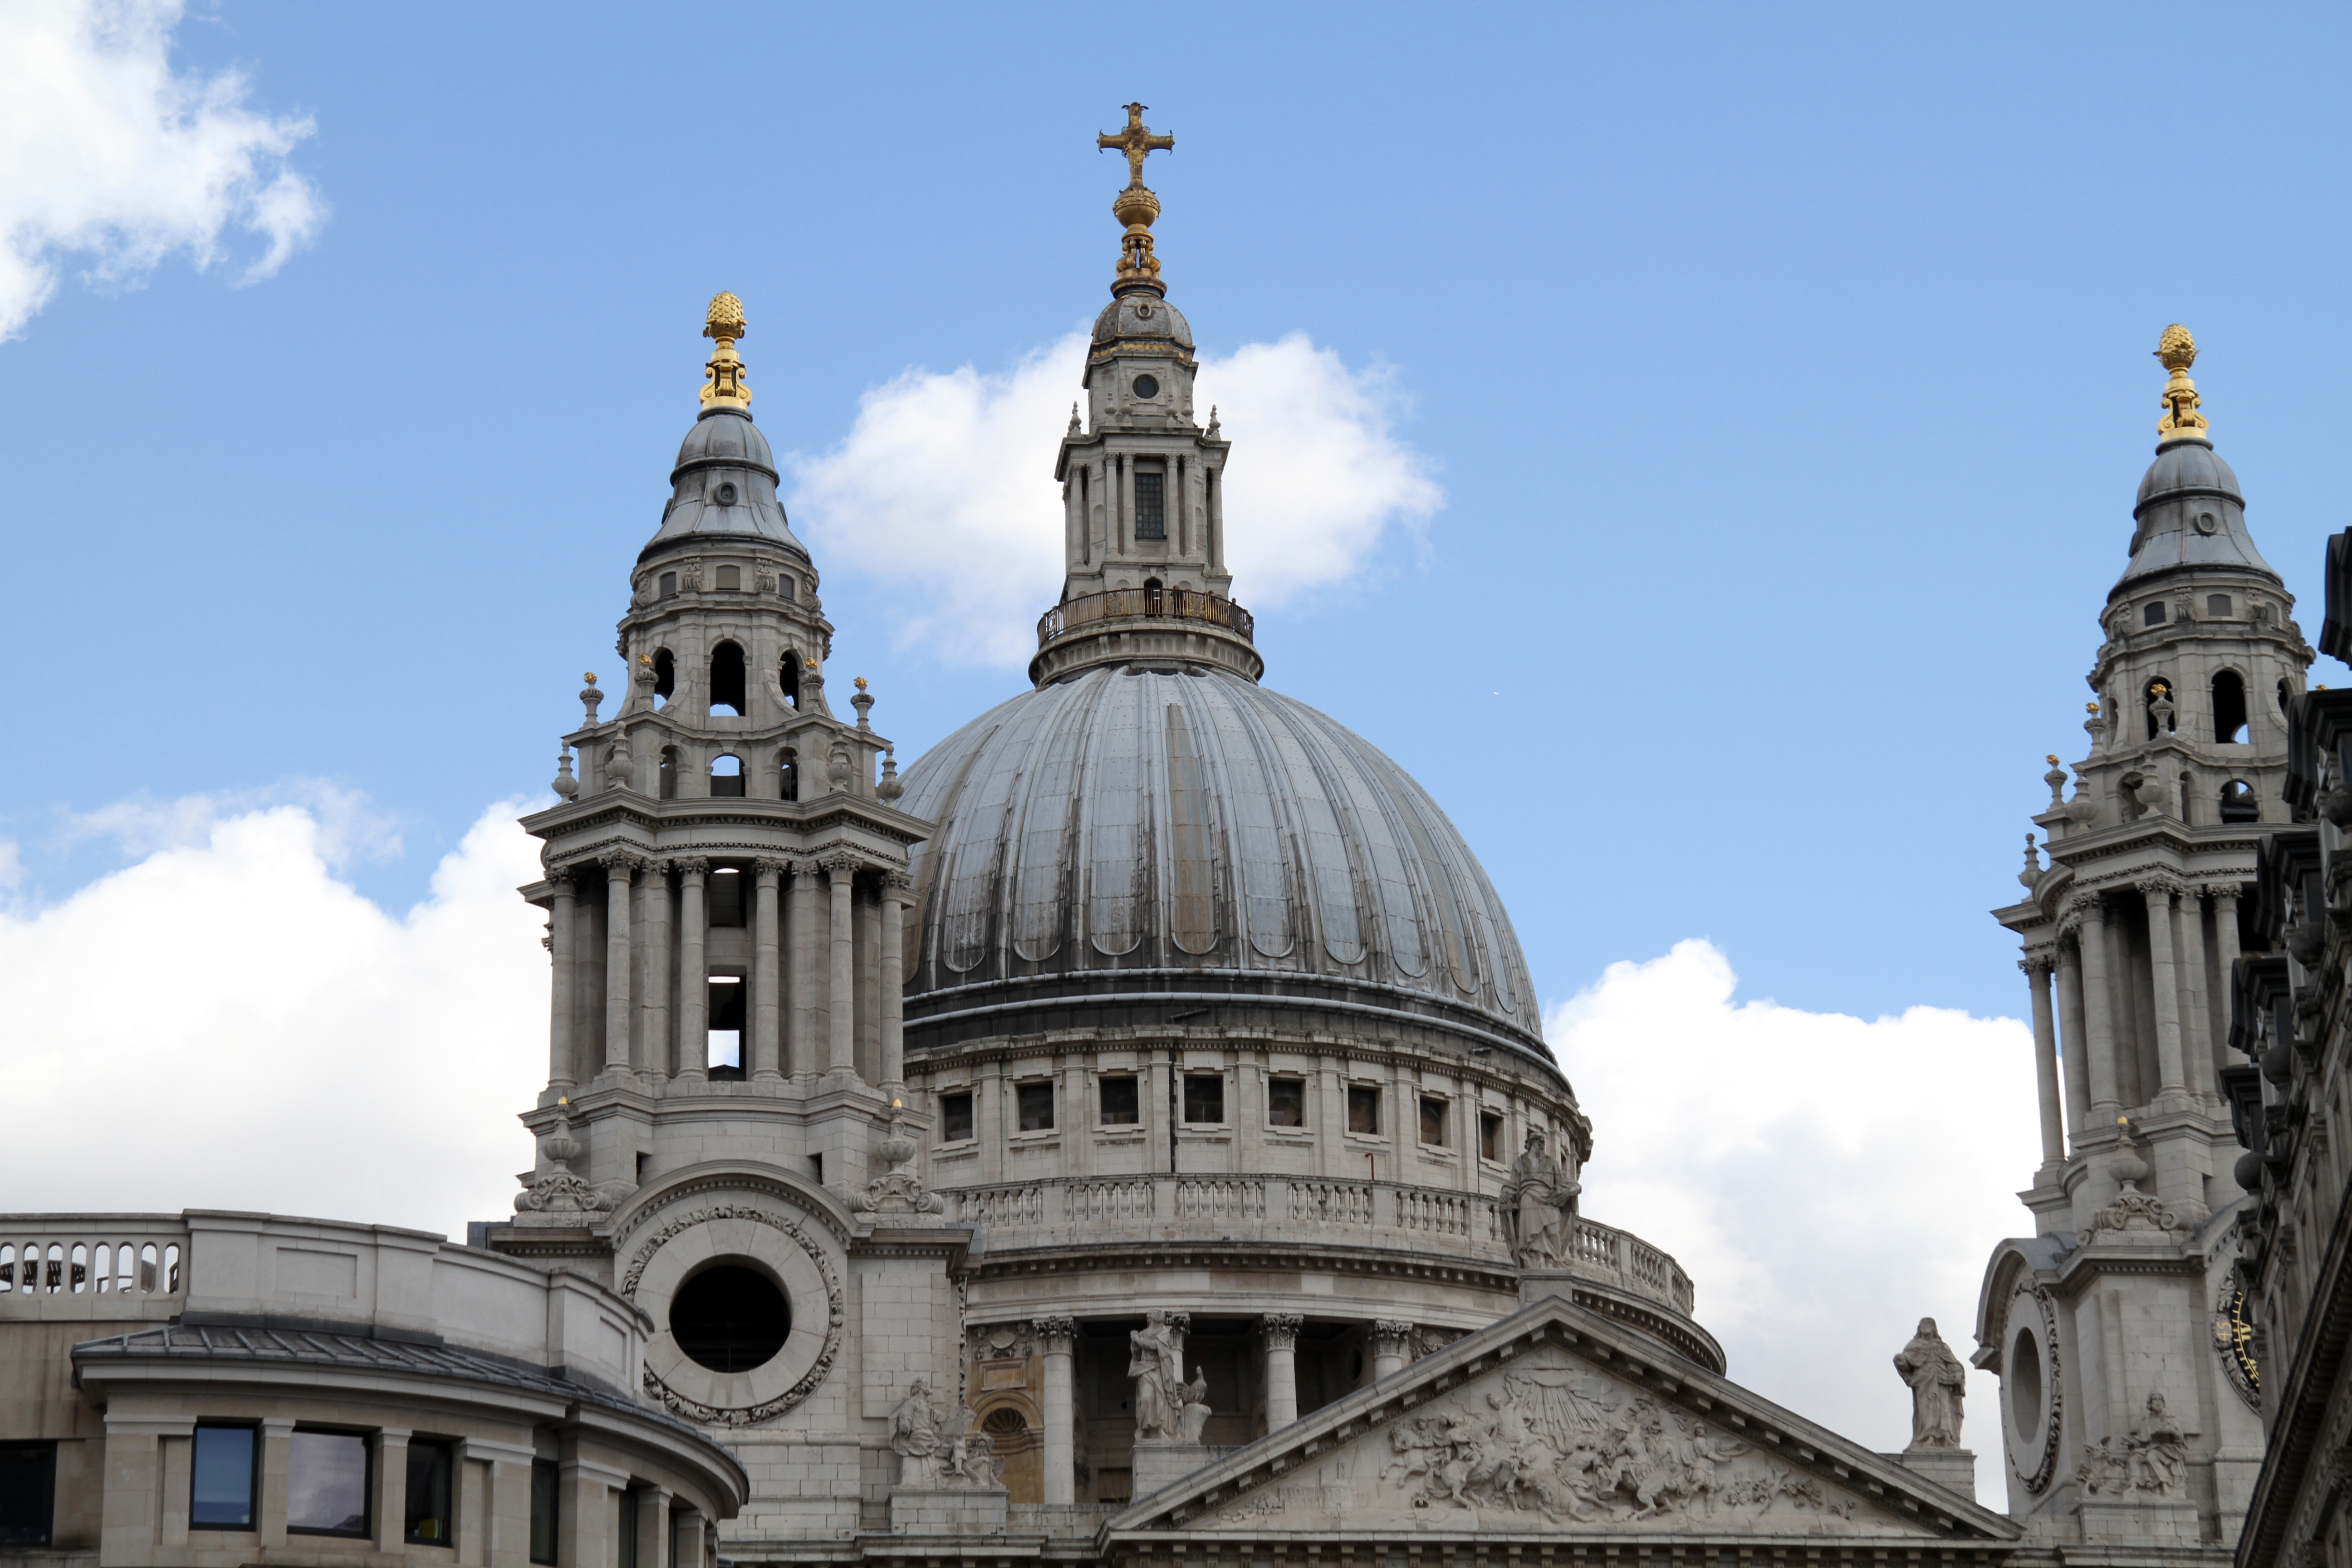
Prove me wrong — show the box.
[888,1379,946,1486]
[1500,1131,1580,1267]
[1177,1366,1212,1443]
[1894,1318,1967,1451]
[1129,1311,1186,1440]
[2128,1389,2187,1497]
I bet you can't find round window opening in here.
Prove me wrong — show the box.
[715,482,739,507]
[669,1263,790,1373]
[1132,374,1160,400]
[2009,1324,2044,1447]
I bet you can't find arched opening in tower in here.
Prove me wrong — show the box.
[779,651,800,710]
[710,640,747,715]
[2213,670,2249,744]
[652,648,675,708]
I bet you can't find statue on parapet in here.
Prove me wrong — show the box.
[1500,1130,1580,1268]
[1895,1318,1968,1451]
[1130,1311,1187,1440]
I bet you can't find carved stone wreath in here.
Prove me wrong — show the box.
[624,1203,844,1426]
[2009,1283,2064,1494]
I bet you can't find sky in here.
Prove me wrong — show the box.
[1,0,2345,1496]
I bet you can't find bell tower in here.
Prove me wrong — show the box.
[1038,104,1259,686]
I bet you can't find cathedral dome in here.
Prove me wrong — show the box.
[1091,294,1193,348]
[2114,434,2278,595]
[897,663,1549,1066]
[637,405,808,565]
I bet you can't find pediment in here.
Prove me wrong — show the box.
[1110,1296,2019,1548]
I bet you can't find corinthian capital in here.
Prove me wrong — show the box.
[1256,1313,1304,1352]
[2136,871,2189,900]
[1370,1320,1416,1359]
[1033,1315,1078,1354]
[2019,952,2057,977]
[597,850,643,877]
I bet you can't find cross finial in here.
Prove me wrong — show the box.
[1098,103,1173,188]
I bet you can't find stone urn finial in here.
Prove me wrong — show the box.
[2108,1117,2149,1189]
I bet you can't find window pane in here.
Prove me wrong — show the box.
[1267,1078,1305,1128]
[1134,471,1166,539]
[405,1440,453,1545]
[1184,1075,1224,1124]
[529,1460,559,1567]
[1347,1086,1380,1136]
[191,1426,257,1529]
[1098,1077,1140,1125]
[0,1442,56,1547]
[1016,1082,1056,1132]
[941,1093,974,1141]
[287,1431,368,1534]
[1420,1097,1447,1146]
[1480,1113,1503,1163]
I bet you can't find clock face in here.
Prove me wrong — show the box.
[1132,374,1160,400]
[2216,1283,2259,1406]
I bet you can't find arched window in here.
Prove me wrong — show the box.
[652,649,675,708]
[2212,670,2249,744]
[2220,779,2259,823]
[2144,601,2167,627]
[659,746,679,800]
[710,641,747,716]
[780,652,800,710]
[779,748,799,803]
[2144,677,2176,740]
[710,754,745,798]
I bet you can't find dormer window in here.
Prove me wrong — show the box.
[1135,466,1166,540]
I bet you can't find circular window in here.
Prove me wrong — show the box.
[1132,375,1160,400]
[2009,1324,2044,1447]
[714,482,739,507]
[669,1264,790,1373]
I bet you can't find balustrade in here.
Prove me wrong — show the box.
[0,1222,187,1308]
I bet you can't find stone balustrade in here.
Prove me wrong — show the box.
[941,1176,1695,1318]
[0,1218,189,1317]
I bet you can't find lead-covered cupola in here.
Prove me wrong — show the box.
[2112,324,2281,599]
[638,292,813,569]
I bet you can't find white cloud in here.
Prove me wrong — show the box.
[0,796,546,1238]
[0,0,325,339]
[60,777,401,866]
[789,331,1441,666]
[1548,940,2042,1503]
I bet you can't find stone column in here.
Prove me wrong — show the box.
[826,856,858,1078]
[1370,1319,1413,1381]
[2074,897,2122,1119]
[2177,884,2214,1102]
[855,885,881,1079]
[674,861,708,1084]
[880,873,910,1090]
[752,860,784,1083]
[640,863,671,1080]
[1035,1315,1078,1506]
[789,858,823,1078]
[636,1486,670,1568]
[257,1416,294,1546]
[1259,1313,1303,1431]
[600,855,637,1072]
[2215,886,2245,1095]
[2023,955,2065,1167]
[548,872,576,1093]
[2141,877,2189,1103]
[374,1428,412,1554]
[2056,938,2093,1146]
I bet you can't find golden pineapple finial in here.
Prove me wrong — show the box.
[2154,323,2207,443]
[700,292,752,410]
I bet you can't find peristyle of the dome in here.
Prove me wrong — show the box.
[897,663,1546,1062]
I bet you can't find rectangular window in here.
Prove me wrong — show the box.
[0,1442,56,1547]
[779,575,797,602]
[707,976,744,1077]
[2209,593,2233,617]
[706,868,745,926]
[714,565,740,591]
[1420,1096,1449,1147]
[191,1424,259,1530]
[940,1091,975,1142]
[1480,1112,1504,1163]
[1134,470,1166,539]
[1098,1076,1140,1125]
[616,1487,639,1568]
[287,1430,369,1536]
[1184,1074,1225,1124]
[658,571,677,597]
[1016,1082,1056,1132]
[1347,1085,1381,1137]
[405,1439,454,1546]
[1267,1077,1306,1128]
[529,1460,559,1567]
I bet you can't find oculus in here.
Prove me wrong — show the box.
[1132,374,1160,399]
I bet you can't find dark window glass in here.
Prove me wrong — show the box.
[1184,1074,1224,1124]
[0,1442,56,1547]
[1098,1077,1140,1125]
[191,1424,258,1530]
[1016,1082,1056,1132]
[2143,601,2166,627]
[1134,471,1166,539]
[1267,1078,1305,1128]
[1420,1097,1447,1147]
[1480,1112,1504,1163]
[287,1430,368,1535]
[670,1264,790,1373]
[617,1487,640,1568]
[941,1092,974,1141]
[707,976,744,1078]
[1132,374,1160,399]
[780,575,798,601]
[405,1440,454,1545]
[658,572,677,598]
[1347,1085,1381,1136]
[529,1461,558,1567]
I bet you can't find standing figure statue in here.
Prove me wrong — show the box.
[889,1379,947,1485]
[1894,1318,1968,1451]
[1500,1131,1581,1268]
[1129,1311,1187,1440]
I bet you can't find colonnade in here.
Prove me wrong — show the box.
[2021,877,2241,1163]
[542,855,910,1093]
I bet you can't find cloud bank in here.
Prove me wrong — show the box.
[1549,941,2041,1501]
[789,332,1441,666]
[0,0,325,339]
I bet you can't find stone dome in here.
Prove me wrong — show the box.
[639,405,808,564]
[1091,294,1193,348]
[897,662,1550,1066]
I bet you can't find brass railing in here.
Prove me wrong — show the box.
[1037,587,1254,649]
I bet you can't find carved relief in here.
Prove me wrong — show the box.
[2009,1284,2064,1494]
[2074,1390,2188,1499]
[623,1203,844,1426]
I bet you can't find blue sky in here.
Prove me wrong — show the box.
[2,1,2346,1026]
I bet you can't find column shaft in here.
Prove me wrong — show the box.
[854,889,880,1080]
[641,865,671,1080]
[603,861,634,1071]
[2076,902,2122,1119]
[789,861,822,1078]
[2142,884,2188,1099]
[676,862,708,1083]
[2177,887,2213,1102]
[828,861,856,1075]
[1037,1318,1077,1506]
[1259,1314,1302,1431]
[2026,958,2065,1166]
[548,877,576,1092]
[752,862,783,1081]
[2056,941,2092,1146]
[879,883,907,1088]
[374,1430,412,1554]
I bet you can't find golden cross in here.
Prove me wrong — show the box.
[1098,103,1173,187]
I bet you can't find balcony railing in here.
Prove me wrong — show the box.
[1037,587,1254,650]
[0,1219,187,1311]
[939,1175,1695,1318]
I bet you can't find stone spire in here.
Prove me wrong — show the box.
[1037,109,1258,687]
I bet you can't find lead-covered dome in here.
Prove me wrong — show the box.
[1091,294,1192,348]
[897,664,1548,1063]
[2114,435,2278,596]
[638,406,808,564]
